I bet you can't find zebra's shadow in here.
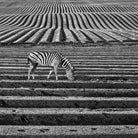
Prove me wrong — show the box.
[0,74,93,81]
[75,75,92,81]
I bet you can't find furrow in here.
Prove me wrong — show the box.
[25,28,47,44]
[14,28,39,43]
[0,96,138,108]
[0,108,137,125]
[0,125,137,138]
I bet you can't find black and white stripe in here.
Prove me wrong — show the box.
[27,51,74,80]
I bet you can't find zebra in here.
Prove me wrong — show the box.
[27,51,75,81]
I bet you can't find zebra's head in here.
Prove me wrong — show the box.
[66,65,75,81]
[61,57,75,81]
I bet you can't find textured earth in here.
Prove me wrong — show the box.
[0,43,138,137]
[0,0,138,137]
[0,0,138,44]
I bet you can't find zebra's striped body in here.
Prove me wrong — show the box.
[27,51,74,81]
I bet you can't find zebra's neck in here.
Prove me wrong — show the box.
[60,56,72,71]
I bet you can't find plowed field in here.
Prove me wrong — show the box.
[0,0,138,137]
[0,44,138,137]
[0,0,138,44]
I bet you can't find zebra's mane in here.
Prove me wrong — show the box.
[60,55,73,71]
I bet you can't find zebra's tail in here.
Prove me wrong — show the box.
[27,57,30,64]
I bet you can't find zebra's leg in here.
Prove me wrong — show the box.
[47,68,54,80]
[28,64,33,80]
[31,63,38,80]
[47,70,53,79]
[54,66,58,81]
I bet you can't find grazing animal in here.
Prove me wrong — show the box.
[27,51,74,81]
